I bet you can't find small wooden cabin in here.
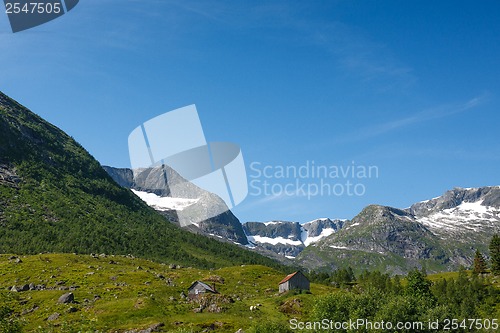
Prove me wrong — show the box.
[278,271,310,293]
[187,281,218,299]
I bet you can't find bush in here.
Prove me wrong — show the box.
[0,306,22,333]
[247,321,292,333]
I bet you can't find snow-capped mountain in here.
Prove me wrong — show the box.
[296,186,500,274]
[408,186,500,243]
[103,165,500,274]
[243,218,345,258]
[104,166,249,245]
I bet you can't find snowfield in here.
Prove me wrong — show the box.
[131,190,199,211]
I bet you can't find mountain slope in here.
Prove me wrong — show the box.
[296,187,500,274]
[103,166,249,245]
[0,91,279,269]
[408,186,500,243]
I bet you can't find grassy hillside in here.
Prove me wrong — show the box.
[0,254,333,332]
[0,92,282,270]
[2,254,500,332]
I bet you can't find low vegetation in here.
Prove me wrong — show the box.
[1,254,499,332]
[0,254,331,332]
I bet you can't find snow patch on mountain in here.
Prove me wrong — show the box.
[263,221,281,226]
[416,199,500,232]
[246,234,302,246]
[302,227,336,246]
[131,190,199,211]
[242,218,345,259]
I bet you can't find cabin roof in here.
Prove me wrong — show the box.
[188,281,217,293]
[279,271,303,285]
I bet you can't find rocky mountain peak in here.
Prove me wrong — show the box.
[303,218,345,237]
[408,186,500,217]
[104,165,249,245]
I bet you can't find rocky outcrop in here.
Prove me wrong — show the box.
[243,219,344,258]
[297,186,500,274]
[104,165,248,245]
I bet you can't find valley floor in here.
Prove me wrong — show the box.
[2,254,500,333]
[0,254,333,332]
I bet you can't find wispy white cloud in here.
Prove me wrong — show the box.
[335,93,490,144]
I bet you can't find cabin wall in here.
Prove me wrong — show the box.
[279,281,289,293]
[289,272,310,291]
[279,272,310,293]
[188,283,207,299]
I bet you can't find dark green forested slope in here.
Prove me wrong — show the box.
[0,91,281,270]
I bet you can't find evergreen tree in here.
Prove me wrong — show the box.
[406,268,434,301]
[490,234,500,275]
[472,249,487,275]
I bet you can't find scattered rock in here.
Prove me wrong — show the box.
[193,307,203,313]
[156,273,165,279]
[279,298,302,315]
[57,292,74,304]
[10,284,29,292]
[15,258,22,263]
[47,313,60,321]
[21,305,38,315]
[207,304,222,313]
[148,323,164,332]
[109,260,117,264]
[123,322,164,333]
[235,329,245,333]
[94,295,101,301]
[67,307,78,313]
[205,275,224,284]
[8,256,17,260]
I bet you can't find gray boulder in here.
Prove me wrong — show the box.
[47,313,60,321]
[57,292,74,304]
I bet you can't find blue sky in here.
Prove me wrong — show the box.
[1,1,499,223]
